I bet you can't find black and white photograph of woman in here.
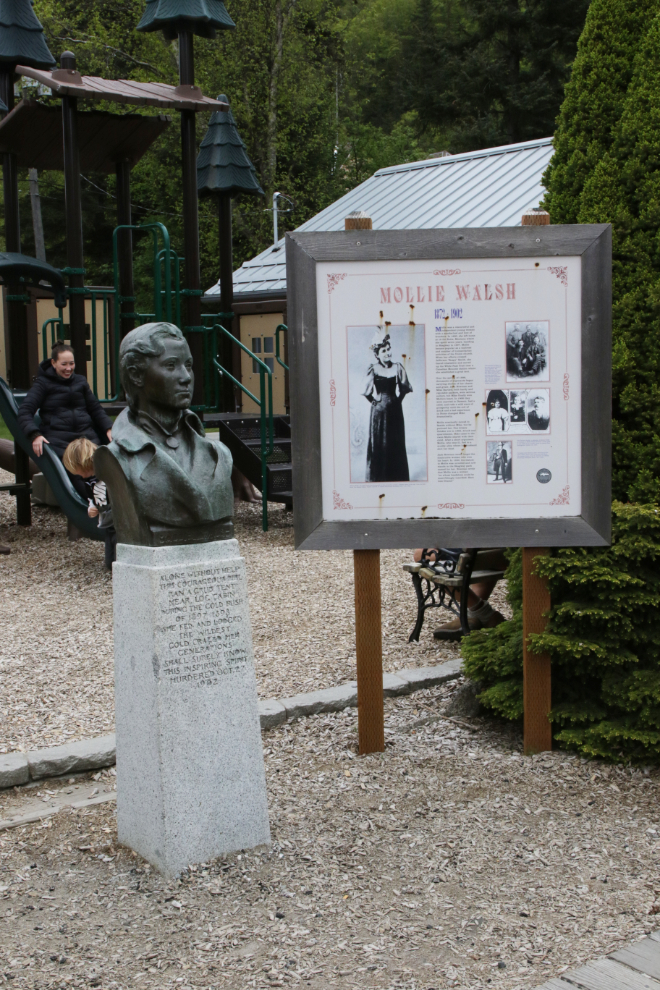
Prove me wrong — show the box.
[486,389,510,434]
[487,440,513,484]
[363,332,412,481]
[510,390,527,424]
[505,321,549,382]
[347,324,427,483]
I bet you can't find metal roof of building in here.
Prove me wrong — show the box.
[205,136,554,303]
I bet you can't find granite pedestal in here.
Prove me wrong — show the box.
[113,540,270,876]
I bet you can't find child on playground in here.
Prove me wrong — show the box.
[62,438,116,570]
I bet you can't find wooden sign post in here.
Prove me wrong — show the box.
[345,212,385,755]
[522,547,552,753]
[354,548,385,754]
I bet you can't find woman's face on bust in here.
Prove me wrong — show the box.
[376,341,392,367]
[140,338,194,410]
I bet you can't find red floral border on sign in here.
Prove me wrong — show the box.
[327,273,347,294]
[547,266,568,286]
[333,491,353,510]
[549,485,570,506]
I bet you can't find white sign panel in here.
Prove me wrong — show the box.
[316,257,580,522]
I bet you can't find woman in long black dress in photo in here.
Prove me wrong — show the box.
[363,334,412,482]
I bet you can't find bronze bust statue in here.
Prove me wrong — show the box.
[94,322,234,546]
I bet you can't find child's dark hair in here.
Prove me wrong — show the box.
[51,340,74,361]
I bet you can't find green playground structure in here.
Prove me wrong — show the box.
[0,223,288,533]
[0,0,290,535]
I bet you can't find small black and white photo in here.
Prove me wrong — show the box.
[347,324,427,483]
[487,440,512,484]
[506,321,549,382]
[509,390,527,424]
[486,389,510,434]
[527,389,550,431]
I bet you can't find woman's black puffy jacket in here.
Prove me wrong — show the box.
[17,359,113,456]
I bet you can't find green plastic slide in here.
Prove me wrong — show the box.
[0,375,104,541]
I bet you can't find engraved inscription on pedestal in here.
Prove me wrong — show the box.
[156,562,249,687]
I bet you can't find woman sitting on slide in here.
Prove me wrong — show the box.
[17,341,113,498]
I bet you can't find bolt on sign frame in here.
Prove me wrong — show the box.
[286,224,612,552]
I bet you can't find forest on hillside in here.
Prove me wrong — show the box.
[10,0,590,297]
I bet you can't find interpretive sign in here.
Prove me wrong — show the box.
[286,225,611,549]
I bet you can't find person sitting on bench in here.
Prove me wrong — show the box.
[413,547,506,640]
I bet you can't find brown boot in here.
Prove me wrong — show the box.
[481,611,505,629]
[0,544,10,555]
[433,610,505,641]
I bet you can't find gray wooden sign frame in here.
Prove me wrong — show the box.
[286,224,612,551]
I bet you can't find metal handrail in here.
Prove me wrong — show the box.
[275,323,289,371]
[41,316,64,359]
[210,323,274,532]
[112,222,173,326]
[87,288,116,399]
[156,247,182,329]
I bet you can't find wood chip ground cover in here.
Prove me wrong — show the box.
[0,697,659,990]
[0,479,482,751]
[2,476,659,988]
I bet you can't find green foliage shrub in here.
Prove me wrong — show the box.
[462,504,660,761]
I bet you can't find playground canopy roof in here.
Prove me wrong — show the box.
[197,94,264,199]
[205,137,555,304]
[0,0,55,70]
[16,65,229,112]
[0,253,67,307]
[136,0,236,38]
[0,100,170,171]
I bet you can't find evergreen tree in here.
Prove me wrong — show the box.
[576,10,660,503]
[340,0,591,154]
[437,0,591,150]
[543,0,659,224]
[462,504,660,763]
[461,1,660,766]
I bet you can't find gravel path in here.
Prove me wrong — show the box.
[0,684,659,990]
[0,473,509,753]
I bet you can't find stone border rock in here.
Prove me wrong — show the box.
[0,658,462,789]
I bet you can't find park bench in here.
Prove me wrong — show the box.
[403,548,507,642]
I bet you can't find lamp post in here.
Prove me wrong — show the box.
[197,94,264,411]
[136,0,235,405]
[59,50,88,378]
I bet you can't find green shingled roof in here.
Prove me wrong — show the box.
[0,0,55,68]
[197,95,264,198]
[136,0,234,39]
